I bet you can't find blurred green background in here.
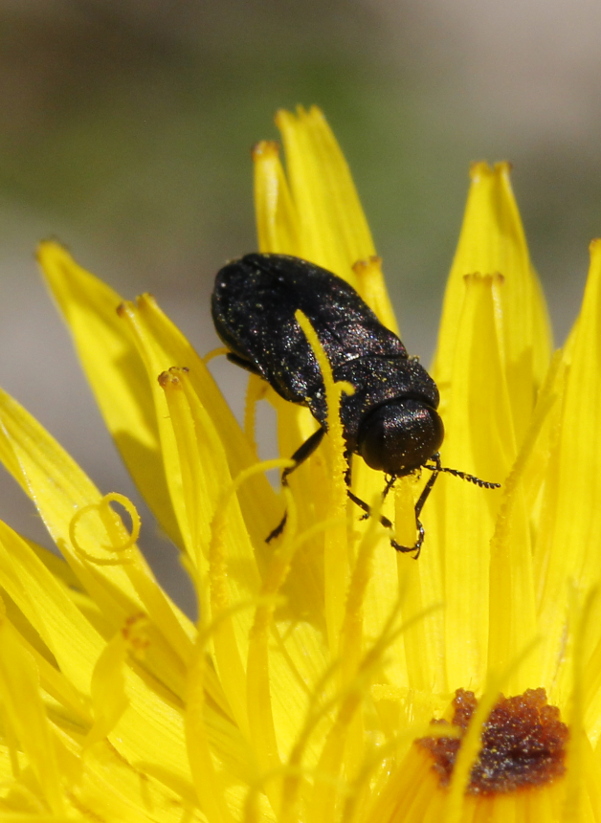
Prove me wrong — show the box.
[2,1,600,611]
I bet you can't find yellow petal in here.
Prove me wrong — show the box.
[255,106,376,282]
[116,294,278,549]
[433,162,552,447]
[536,240,601,704]
[38,240,183,548]
[0,388,194,696]
[0,606,67,813]
[253,139,301,255]
[0,521,101,695]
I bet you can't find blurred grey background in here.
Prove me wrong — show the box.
[1,0,600,612]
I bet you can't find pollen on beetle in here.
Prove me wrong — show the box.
[416,688,569,794]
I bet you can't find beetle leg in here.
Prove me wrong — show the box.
[344,454,395,529]
[381,474,397,502]
[266,426,326,543]
[344,455,368,521]
[390,522,425,557]
[391,454,441,557]
[280,426,326,486]
[346,455,443,559]
[266,514,288,543]
[346,488,394,530]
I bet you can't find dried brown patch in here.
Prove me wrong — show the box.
[416,688,568,795]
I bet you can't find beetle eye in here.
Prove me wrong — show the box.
[358,400,444,476]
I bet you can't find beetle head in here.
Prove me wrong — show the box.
[357,399,444,476]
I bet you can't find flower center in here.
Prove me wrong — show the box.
[416,688,569,794]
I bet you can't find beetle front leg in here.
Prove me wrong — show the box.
[391,458,441,557]
[345,456,438,559]
[344,453,395,529]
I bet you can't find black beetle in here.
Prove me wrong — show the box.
[211,252,499,556]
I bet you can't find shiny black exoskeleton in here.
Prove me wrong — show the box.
[211,252,498,556]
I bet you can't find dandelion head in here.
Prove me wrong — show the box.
[0,107,599,822]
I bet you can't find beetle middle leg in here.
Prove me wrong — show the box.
[266,426,326,543]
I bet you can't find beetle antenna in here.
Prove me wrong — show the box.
[423,454,501,490]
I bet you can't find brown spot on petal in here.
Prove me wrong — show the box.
[416,688,569,795]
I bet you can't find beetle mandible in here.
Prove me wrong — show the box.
[211,252,499,556]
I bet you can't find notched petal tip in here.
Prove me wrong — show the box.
[462,271,505,285]
[274,107,292,129]
[352,255,399,333]
[36,240,80,287]
[469,160,492,180]
[36,237,68,261]
[275,104,324,128]
[494,160,513,174]
[469,160,513,182]
[251,140,279,161]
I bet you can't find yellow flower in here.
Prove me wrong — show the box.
[0,105,599,821]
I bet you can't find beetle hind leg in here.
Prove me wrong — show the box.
[266,426,326,543]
